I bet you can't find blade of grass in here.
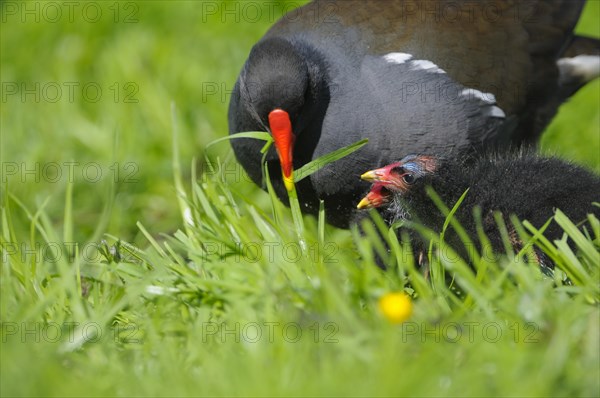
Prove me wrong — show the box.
[428,187,470,293]
[294,139,368,182]
[554,209,599,266]
[206,131,273,149]
[426,187,480,265]
[287,182,306,252]
[63,175,73,246]
[264,166,284,226]
[137,221,167,259]
[318,200,325,261]
[171,102,194,237]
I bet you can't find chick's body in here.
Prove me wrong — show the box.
[378,153,600,259]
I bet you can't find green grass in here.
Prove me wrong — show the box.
[1,1,599,397]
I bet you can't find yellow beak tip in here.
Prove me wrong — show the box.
[360,171,377,181]
[357,198,371,209]
[283,173,295,192]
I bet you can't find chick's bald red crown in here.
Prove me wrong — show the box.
[361,155,440,194]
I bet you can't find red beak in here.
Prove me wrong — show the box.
[268,109,295,191]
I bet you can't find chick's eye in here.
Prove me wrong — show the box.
[403,174,415,185]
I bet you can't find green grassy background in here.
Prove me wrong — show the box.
[1,1,599,397]
[1,0,599,244]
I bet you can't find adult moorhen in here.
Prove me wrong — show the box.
[228,0,599,228]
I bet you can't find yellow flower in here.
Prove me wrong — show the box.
[378,292,413,324]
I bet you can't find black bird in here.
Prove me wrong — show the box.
[228,0,599,228]
[360,152,600,265]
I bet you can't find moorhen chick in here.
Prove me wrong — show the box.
[228,0,599,228]
[360,152,600,266]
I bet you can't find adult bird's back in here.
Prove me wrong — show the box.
[228,0,599,228]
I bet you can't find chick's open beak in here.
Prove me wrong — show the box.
[268,109,295,191]
[360,170,381,182]
[357,183,392,209]
[356,196,373,209]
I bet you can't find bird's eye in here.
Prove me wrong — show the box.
[403,174,415,185]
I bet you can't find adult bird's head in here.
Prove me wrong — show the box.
[232,37,325,192]
[361,155,439,194]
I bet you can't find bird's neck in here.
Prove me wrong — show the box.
[403,162,470,230]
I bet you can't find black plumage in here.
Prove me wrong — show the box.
[360,151,600,265]
[228,0,599,228]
